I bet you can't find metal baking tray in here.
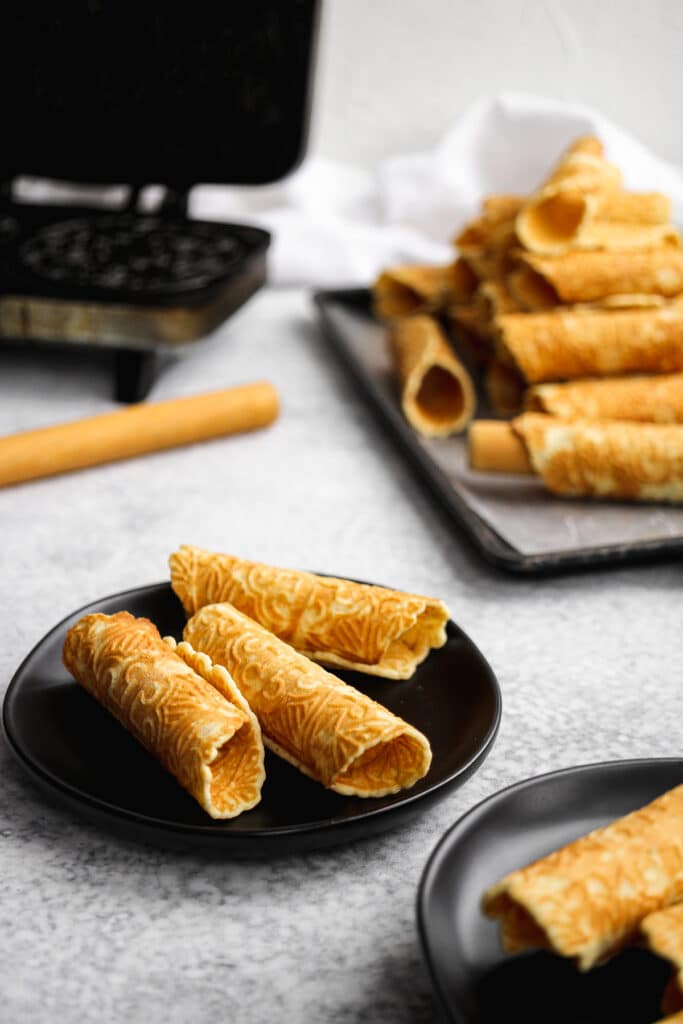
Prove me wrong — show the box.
[314,288,683,574]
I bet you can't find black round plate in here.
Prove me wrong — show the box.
[418,758,683,1024]
[2,581,501,854]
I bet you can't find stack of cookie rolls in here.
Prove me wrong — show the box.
[373,135,683,422]
[183,602,432,798]
[372,134,683,505]
[169,545,450,679]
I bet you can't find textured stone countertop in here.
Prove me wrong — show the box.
[1,288,682,1024]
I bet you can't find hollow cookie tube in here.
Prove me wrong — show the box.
[507,265,667,313]
[480,190,671,227]
[495,302,683,385]
[183,602,433,798]
[389,315,476,437]
[169,545,450,680]
[516,136,622,254]
[0,381,279,487]
[62,611,265,818]
[482,784,683,971]
[514,249,683,306]
[526,373,683,424]
[372,262,472,320]
[469,413,683,502]
[468,420,533,474]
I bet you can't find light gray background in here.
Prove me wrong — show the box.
[3,4,683,1020]
[314,0,683,167]
[1,290,682,1023]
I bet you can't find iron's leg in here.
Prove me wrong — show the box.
[114,348,162,403]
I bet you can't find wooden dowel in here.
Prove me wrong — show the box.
[0,381,279,487]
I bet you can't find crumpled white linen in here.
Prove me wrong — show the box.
[191,92,683,288]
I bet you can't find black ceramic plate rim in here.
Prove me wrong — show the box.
[416,756,683,1023]
[2,580,502,845]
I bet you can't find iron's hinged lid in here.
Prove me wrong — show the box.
[0,1,320,193]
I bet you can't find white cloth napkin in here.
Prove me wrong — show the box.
[191,91,683,288]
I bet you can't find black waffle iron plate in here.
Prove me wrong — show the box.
[0,3,319,400]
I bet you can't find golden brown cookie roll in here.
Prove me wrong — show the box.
[516,136,622,253]
[641,904,683,1015]
[468,420,532,473]
[183,603,432,798]
[481,190,671,227]
[508,263,667,312]
[170,545,450,680]
[482,784,683,971]
[62,612,265,818]
[0,382,279,489]
[573,222,680,251]
[469,414,683,502]
[526,373,683,423]
[457,222,518,281]
[474,281,523,323]
[389,316,476,437]
[515,249,683,306]
[373,261,475,320]
[496,302,683,384]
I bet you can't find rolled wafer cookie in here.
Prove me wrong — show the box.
[480,190,671,227]
[389,315,476,437]
[526,373,683,423]
[479,194,524,224]
[170,545,450,679]
[62,611,265,818]
[458,221,518,282]
[573,221,680,251]
[482,784,683,970]
[508,264,666,312]
[515,249,683,305]
[372,261,473,320]
[468,419,532,473]
[474,280,523,323]
[469,414,683,502]
[455,210,515,249]
[641,903,683,1015]
[598,190,672,224]
[516,136,622,254]
[183,602,432,798]
[495,301,683,384]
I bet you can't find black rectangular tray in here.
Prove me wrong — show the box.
[314,288,683,575]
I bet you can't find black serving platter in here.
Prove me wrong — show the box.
[314,288,683,575]
[2,580,501,855]
[417,758,683,1024]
